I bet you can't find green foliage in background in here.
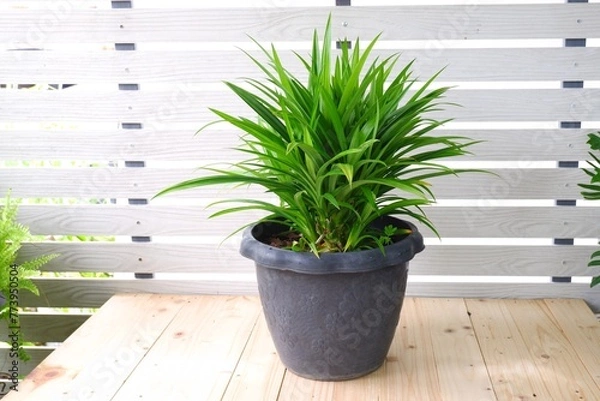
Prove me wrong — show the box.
[0,191,58,360]
[579,131,600,287]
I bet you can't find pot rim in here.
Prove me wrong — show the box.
[239,215,424,275]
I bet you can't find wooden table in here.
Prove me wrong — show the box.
[3,294,600,400]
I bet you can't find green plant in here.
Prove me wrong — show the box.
[0,190,58,360]
[156,18,477,255]
[579,131,600,287]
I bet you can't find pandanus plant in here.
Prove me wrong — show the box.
[156,17,478,255]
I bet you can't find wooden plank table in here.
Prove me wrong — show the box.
[3,295,599,401]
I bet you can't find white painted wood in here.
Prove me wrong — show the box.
[1,88,599,122]
[18,242,598,278]
[14,205,600,238]
[15,278,600,312]
[0,167,588,199]
[1,5,599,45]
[0,0,107,10]
[0,129,592,161]
[19,277,260,308]
[406,284,600,313]
[1,47,599,83]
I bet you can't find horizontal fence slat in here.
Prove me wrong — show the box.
[20,278,259,308]
[0,347,55,379]
[405,283,600,313]
[0,0,106,7]
[0,168,588,199]
[425,206,600,239]
[21,242,252,274]
[14,205,600,238]
[2,5,599,45]
[409,245,595,277]
[1,88,599,122]
[17,278,600,312]
[0,129,592,162]
[15,204,263,236]
[2,47,599,83]
[19,242,597,277]
[0,313,90,343]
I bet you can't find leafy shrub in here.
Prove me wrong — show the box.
[0,191,58,360]
[157,18,477,255]
[579,132,600,287]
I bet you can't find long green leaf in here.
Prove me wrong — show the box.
[155,17,481,254]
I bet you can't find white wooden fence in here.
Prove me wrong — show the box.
[1,0,600,377]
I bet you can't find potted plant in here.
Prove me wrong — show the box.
[579,131,600,288]
[156,18,477,380]
[1,191,58,361]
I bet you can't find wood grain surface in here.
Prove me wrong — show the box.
[17,242,599,277]
[3,295,599,401]
[0,129,593,161]
[1,88,599,122]
[13,204,600,237]
[1,48,599,83]
[0,168,589,199]
[1,5,599,44]
[11,279,600,312]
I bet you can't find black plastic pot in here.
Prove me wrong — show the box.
[240,216,424,381]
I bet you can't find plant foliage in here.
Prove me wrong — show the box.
[0,191,58,360]
[579,131,600,287]
[156,18,478,254]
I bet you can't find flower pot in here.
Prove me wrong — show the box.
[240,216,424,381]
